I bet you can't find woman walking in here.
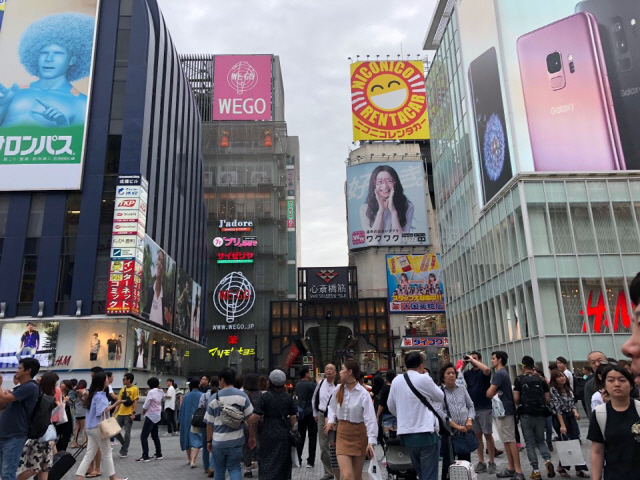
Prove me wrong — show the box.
[325,359,378,480]
[55,380,75,452]
[138,377,164,462]
[178,379,203,468]
[588,365,640,480]
[549,370,589,477]
[74,372,127,480]
[72,379,88,448]
[439,362,476,479]
[248,369,296,480]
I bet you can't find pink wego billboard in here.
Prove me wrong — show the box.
[213,55,273,121]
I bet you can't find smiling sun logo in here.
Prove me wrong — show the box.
[350,60,429,141]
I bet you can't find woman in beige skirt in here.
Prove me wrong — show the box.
[325,359,378,480]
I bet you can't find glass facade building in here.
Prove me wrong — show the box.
[424,4,637,375]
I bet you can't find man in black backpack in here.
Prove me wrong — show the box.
[0,357,41,480]
[513,356,554,480]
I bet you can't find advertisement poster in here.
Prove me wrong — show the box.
[0,0,99,191]
[140,236,176,330]
[456,1,640,206]
[347,161,429,249]
[213,55,272,121]
[386,253,445,314]
[191,281,202,342]
[0,321,58,368]
[174,267,192,339]
[133,327,149,370]
[350,60,429,141]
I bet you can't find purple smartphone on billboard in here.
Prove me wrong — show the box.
[468,47,513,205]
[577,0,640,170]
[517,12,625,172]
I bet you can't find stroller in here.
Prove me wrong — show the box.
[381,416,417,480]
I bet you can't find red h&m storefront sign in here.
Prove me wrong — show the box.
[580,290,634,333]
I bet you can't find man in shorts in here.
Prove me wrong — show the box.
[487,351,524,480]
[463,351,499,474]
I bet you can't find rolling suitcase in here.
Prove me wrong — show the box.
[48,443,86,480]
[448,460,478,480]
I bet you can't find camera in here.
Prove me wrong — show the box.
[546,52,562,74]
[613,16,629,54]
[463,355,471,362]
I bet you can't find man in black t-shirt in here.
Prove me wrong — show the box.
[295,367,317,467]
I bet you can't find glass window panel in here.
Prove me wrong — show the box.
[603,278,632,334]
[548,205,573,254]
[613,204,640,253]
[581,278,610,333]
[570,205,597,253]
[608,181,631,202]
[591,204,618,253]
[545,182,566,203]
[588,182,610,202]
[529,206,552,255]
[540,280,564,334]
[566,182,588,202]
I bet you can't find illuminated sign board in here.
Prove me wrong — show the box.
[216,252,255,263]
[218,219,253,232]
[208,347,256,358]
[401,337,449,348]
[213,272,256,324]
[213,236,258,248]
[287,200,295,228]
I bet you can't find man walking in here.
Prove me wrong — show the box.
[556,356,573,390]
[0,357,41,480]
[164,378,177,436]
[199,374,211,393]
[114,372,138,458]
[583,351,608,420]
[514,356,555,480]
[487,351,524,480]
[312,364,338,480]
[295,366,317,468]
[463,351,498,474]
[204,368,254,480]
[387,351,444,480]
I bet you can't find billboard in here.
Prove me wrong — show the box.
[455,1,640,206]
[347,161,429,249]
[306,268,350,300]
[174,267,192,339]
[140,236,176,330]
[386,253,445,314]
[0,0,99,191]
[0,321,58,369]
[350,60,429,141]
[213,55,272,121]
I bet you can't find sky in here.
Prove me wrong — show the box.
[157,0,438,267]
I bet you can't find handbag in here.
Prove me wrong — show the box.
[492,395,506,418]
[442,387,478,455]
[54,404,69,425]
[38,424,57,442]
[403,373,452,437]
[99,412,121,440]
[554,436,585,467]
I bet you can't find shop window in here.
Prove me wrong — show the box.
[603,278,633,334]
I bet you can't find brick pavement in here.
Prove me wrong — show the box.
[59,417,593,479]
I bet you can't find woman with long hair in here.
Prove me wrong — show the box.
[549,370,589,477]
[325,359,378,480]
[55,379,75,452]
[588,365,640,479]
[359,165,414,244]
[71,379,88,449]
[74,372,126,480]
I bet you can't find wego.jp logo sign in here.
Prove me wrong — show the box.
[316,269,339,283]
[213,272,256,324]
[227,61,259,94]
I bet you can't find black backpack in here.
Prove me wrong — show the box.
[27,385,56,439]
[517,374,550,417]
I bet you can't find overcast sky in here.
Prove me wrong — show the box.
[157,0,438,267]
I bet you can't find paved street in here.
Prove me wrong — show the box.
[60,415,593,480]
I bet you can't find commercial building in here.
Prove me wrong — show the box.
[0,0,207,387]
[181,54,301,374]
[424,0,636,376]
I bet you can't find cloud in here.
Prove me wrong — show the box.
[157,0,437,267]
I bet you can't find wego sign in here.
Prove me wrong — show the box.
[213,272,256,324]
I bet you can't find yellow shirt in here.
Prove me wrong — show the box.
[115,385,139,417]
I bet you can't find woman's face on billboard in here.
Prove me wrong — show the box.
[375,170,395,198]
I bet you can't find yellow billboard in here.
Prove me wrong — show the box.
[350,60,430,141]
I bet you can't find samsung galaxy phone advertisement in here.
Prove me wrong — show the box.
[456,0,640,206]
[386,253,445,314]
[346,161,430,249]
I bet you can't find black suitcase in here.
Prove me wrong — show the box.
[48,444,86,480]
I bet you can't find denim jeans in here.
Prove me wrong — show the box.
[212,444,243,480]
[0,436,27,480]
[202,444,211,472]
[406,436,441,480]
[520,414,551,470]
[140,417,162,459]
[115,414,133,454]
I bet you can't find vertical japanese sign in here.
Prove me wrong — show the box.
[106,175,148,315]
[287,199,295,228]
[386,253,445,314]
[0,0,100,191]
[286,167,295,198]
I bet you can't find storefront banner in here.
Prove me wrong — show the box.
[347,161,429,249]
[401,337,449,348]
[387,253,445,314]
[0,321,58,369]
[306,268,350,300]
[0,0,99,191]
[350,60,430,141]
[213,55,272,121]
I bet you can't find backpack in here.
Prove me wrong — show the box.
[517,374,551,417]
[594,400,640,440]
[216,391,245,429]
[573,376,586,401]
[27,384,56,439]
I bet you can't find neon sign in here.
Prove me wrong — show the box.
[213,272,256,324]
[580,290,634,333]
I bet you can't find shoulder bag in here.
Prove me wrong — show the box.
[442,387,478,455]
[99,410,121,439]
[216,391,245,429]
[403,373,452,437]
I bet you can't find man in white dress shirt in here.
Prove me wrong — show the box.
[388,351,445,480]
[312,364,338,480]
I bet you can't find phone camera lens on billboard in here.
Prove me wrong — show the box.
[546,52,562,74]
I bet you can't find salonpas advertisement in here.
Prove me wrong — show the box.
[0,0,99,191]
[456,0,640,206]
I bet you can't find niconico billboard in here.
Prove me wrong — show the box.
[213,55,272,121]
[455,0,640,206]
[347,161,429,249]
[0,0,99,191]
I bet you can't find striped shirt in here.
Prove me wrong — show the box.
[442,384,475,426]
[204,387,253,448]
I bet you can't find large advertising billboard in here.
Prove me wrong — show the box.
[213,55,272,121]
[140,236,176,331]
[347,161,429,249]
[350,60,429,141]
[0,321,58,369]
[456,1,640,206]
[0,0,99,191]
[386,253,445,314]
